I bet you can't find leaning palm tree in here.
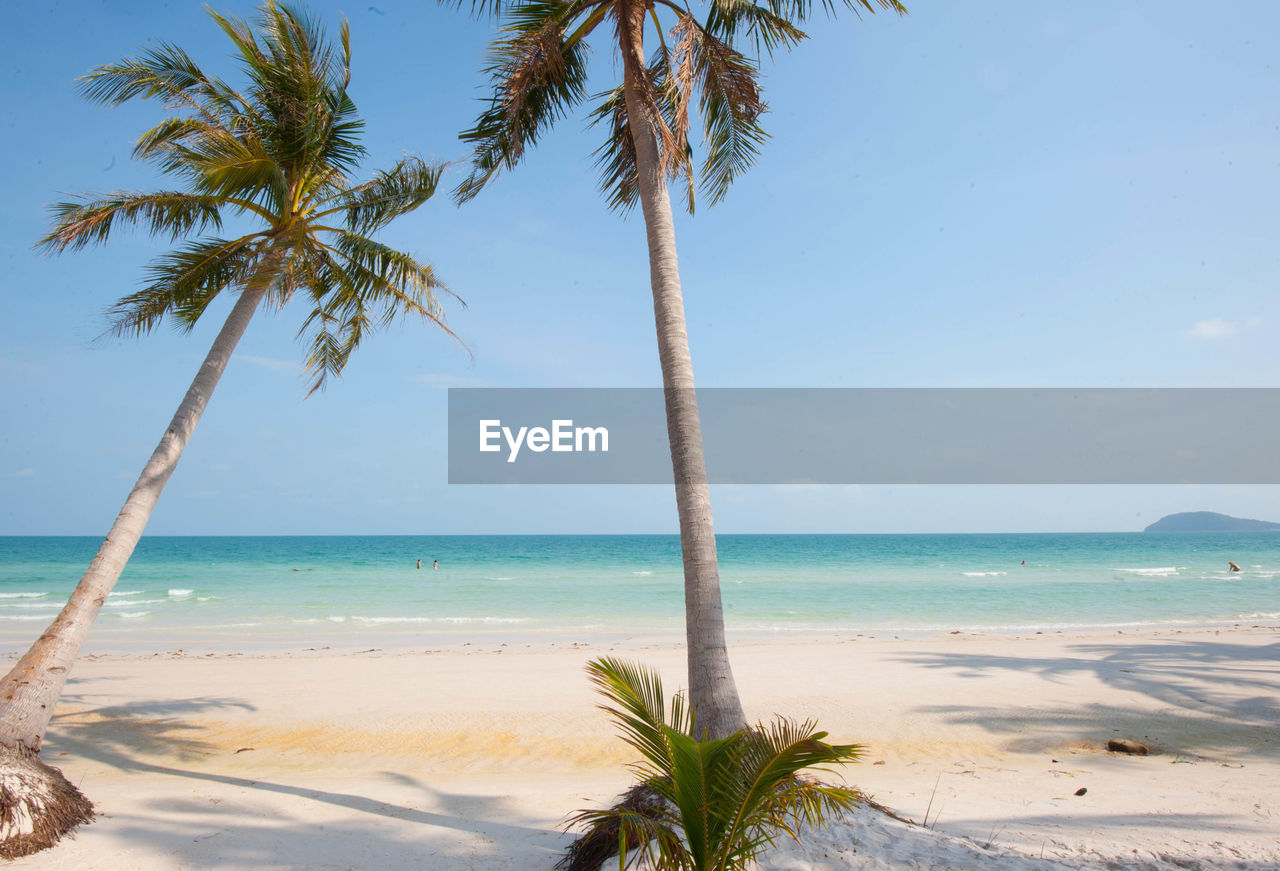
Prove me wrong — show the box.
[561,658,863,871]
[448,0,905,739]
[0,2,456,856]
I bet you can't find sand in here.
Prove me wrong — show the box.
[5,626,1278,870]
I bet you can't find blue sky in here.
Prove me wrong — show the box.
[2,0,1279,535]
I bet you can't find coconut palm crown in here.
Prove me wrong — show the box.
[41,0,457,393]
[0,3,456,858]
[452,0,906,213]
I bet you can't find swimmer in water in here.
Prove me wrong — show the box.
[433,559,438,570]
[1228,561,1241,572]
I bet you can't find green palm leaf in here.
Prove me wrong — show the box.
[574,659,863,871]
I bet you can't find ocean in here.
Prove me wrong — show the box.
[1,533,1278,652]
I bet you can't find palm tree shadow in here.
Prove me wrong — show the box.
[42,692,567,867]
[893,638,1280,757]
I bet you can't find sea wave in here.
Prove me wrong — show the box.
[0,613,60,621]
[109,591,145,598]
[169,589,194,597]
[353,616,435,624]
[1111,567,1180,576]
[104,598,168,607]
[114,611,151,619]
[0,601,67,609]
[440,616,527,624]
[961,571,1008,577]
[0,592,47,599]
[632,571,653,576]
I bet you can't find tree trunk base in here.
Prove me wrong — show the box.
[0,743,94,859]
[557,782,665,871]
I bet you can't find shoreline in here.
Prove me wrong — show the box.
[5,617,1278,659]
[9,624,1278,869]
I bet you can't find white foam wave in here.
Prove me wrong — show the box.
[961,571,1007,577]
[0,601,67,609]
[486,577,514,581]
[1111,566,1180,576]
[439,616,527,624]
[168,589,194,597]
[109,591,144,598]
[353,616,435,624]
[0,613,60,621]
[115,611,151,619]
[326,616,347,622]
[632,571,653,576]
[104,598,167,607]
[1237,612,1280,620]
[0,592,47,599]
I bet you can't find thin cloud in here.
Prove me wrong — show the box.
[7,468,36,478]
[1185,316,1261,340]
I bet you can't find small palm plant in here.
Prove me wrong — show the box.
[563,658,863,871]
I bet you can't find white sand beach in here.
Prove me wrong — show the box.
[6,626,1278,870]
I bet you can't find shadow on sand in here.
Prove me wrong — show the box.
[893,637,1280,757]
[35,689,572,869]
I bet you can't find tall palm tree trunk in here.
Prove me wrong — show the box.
[617,0,746,741]
[0,276,269,858]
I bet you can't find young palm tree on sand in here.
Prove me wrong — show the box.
[0,2,458,856]
[450,0,905,739]
[561,658,864,871]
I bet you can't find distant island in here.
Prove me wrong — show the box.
[1144,511,1280,532]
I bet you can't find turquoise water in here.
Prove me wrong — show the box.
[1,534,1278,651]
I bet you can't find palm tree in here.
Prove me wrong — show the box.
[561,658,863,871]
[0,3,457,856]
[449,0,905,739]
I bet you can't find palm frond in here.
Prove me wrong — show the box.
[437,0,510,20]
[704,0,809,57]
[38,192,225,253]
[586,658,691,778]
[455,0,594,202]
[106,235,264,336]
[211,2,365,180]
[686,22,768,206]
[650,33,696,213]
[78,42,247,127]
[586,50,694,215]
[312,156,445,234]
[762,0,906,23]
[586,88,639,212]
[291,231,460,393]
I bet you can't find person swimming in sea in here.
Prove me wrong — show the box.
[433,559,438,570]
[1228,561,1241,572]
